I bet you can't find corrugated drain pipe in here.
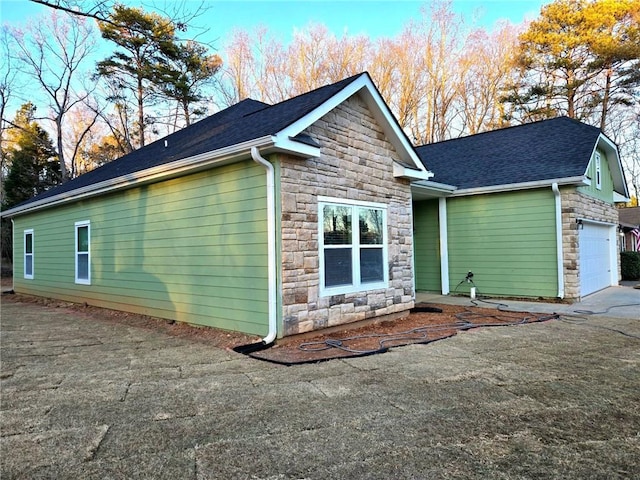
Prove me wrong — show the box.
[552,183,565,299]
[251,147,278,344]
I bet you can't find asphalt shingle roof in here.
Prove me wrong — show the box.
[416,117,602,189]
[13,73,364,208]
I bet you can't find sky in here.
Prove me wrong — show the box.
[1,0,550,45]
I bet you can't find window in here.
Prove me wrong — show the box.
[319,198,387,296]
[595,152,602,190]
[75,221,90,284]
[24,230,34,279]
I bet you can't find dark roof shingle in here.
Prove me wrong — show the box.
[416,117,601,189]
[13,73,364,208]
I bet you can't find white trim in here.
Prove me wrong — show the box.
[277,73,427,174]
[24,229,34,280]
[318,196,387,209]
[451,176,587,196]
[250,147,278,344]
[438,198,449,295]
[75,220,91,285]
[552,183,565,299]
[318,199,389,297]
[1,136,275,218]
[595,152,602,190]
[393,163,434,181]
[272,136,321,158]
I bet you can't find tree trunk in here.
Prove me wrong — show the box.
[600,66,612,132]
[56,118,67,181]
[137,75,145,147]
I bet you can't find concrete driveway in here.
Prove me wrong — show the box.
[1,297,639,479]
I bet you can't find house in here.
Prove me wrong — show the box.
[618,207,640,252]
[1,72,438,341]
[2,73,630,341]
[412,117,630,300]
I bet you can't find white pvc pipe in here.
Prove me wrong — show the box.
[552,183,565,299]
[250,147,278,344]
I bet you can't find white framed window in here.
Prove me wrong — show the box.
[75,221,91,285]
[595,152,602,190]
[318,197,388,296]
[24,229,34,279]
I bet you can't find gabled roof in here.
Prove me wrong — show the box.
[619,206,640,227]
[415,116,628,197]
[3,72,429,217]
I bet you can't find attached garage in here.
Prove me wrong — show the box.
[413,116,630,301]
[579,221,617,296]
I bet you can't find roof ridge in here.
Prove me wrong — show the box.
[416,116,599,149]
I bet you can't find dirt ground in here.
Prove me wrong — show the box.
[2,291,639,479]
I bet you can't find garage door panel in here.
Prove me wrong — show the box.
[579,223,613,297]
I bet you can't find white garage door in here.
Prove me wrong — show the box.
[579,222,614,297]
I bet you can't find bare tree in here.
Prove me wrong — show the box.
[9,11,98,180]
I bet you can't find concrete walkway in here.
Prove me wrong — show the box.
[417,284,640,320]
[1,297,639,479]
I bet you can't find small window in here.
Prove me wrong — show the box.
[75,221,90,284]
[595,152,602,190]
[24,229,34,279]
[319,198,388,296]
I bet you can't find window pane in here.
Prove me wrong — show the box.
[360,248,384,283]
[77,253,89,280]
[323,205,352,245]
[359,208,383,245]
[324,248,352,287]
[25,234,33,254]
[25,255,33,276]
[77,226,89,252]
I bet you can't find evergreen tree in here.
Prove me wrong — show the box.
[2,103,61,209]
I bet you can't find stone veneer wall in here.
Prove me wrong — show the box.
[560,188,620,300]
[278,94,415,336]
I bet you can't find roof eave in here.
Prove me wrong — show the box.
[451,176,587,196]
[1,135,276,218]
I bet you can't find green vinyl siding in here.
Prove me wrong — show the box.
[578,148,614,203]
[12,160,269,336]
[446,189,558,298]
[413,200,441,291]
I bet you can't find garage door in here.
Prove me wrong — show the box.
[579,222,614,296]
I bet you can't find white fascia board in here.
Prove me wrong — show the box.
[451,176,586,196]
[272,135,321,158]
[411,179,457,194]
[2,136,275,218]
[393,163,434,180]
[596,133,630,198]
[613,191,631,203]
[276,73,427,174]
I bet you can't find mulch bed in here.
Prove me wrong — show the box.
[241,303,558,365]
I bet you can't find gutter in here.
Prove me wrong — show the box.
[451,176,587,197]
[250,147,278,345]
[552,183,565,299]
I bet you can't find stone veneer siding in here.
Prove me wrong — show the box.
[560,188,620,300]
[278,94,415,336]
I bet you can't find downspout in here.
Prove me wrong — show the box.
[10,218,15,292]
[552,183,565,299]
[250,147,278,344]
[438,197,450,295]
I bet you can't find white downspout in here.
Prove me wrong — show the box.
[438,197,450,295]
[552,183,565,299]
[251,147,278,344]
[10,218,15,292]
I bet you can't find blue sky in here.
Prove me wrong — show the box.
[1,0,549,44]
